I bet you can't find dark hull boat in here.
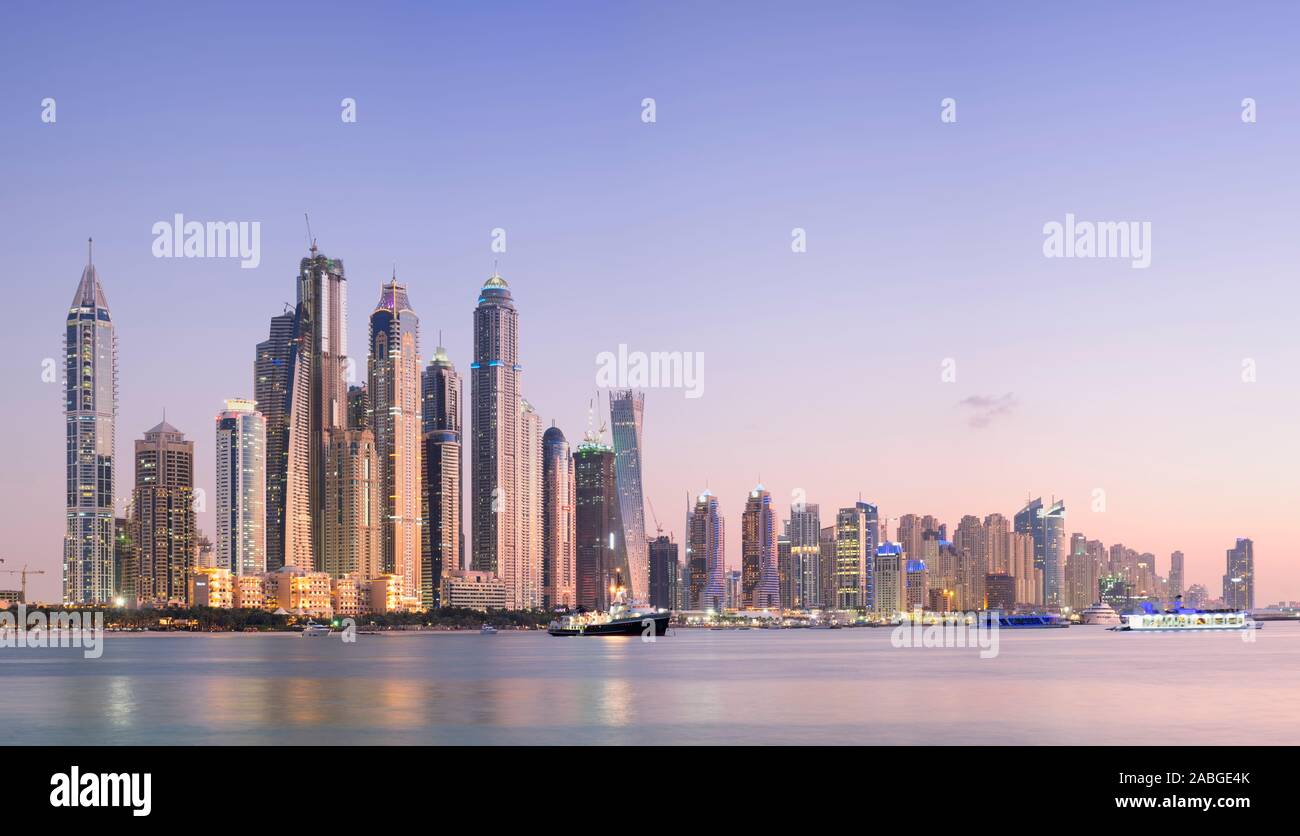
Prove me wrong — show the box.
[548,610,670,637]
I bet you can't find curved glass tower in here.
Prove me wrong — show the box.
[609,390,648,604]
[64,242,116,605]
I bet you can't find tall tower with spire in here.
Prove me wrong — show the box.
[284,243,349,571]
[64,239,117,605]
[422,342,462,606]
[470,272,521,593]
[369,278,422,597]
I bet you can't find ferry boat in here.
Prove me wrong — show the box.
[978,612,1069,629]
[1079,601,1122,626]
[1111,598,1259,632]
[300,622,331,637]
[548,579,669,637]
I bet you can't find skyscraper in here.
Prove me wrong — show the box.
[542,423,576,609]
[132,421,195,606]
[471,273,521,593]
[874,543,904,614]
[574,431,624,611]
[648,534,679,611]
[983,513,1011,574]
[741,485,779,610]
[422,344,463,606]
[284,244,349,572]
[64,242,117,605]
[690,490,726,612]
[215,399,266,577]
[1169,550,1185,599]
[516,399,543,609]
[369,279,422,598]
[787,503,821,609]
[609,390,650,604]
[255,310,294,571]
[322,428,381,581]
[1015,497,1066,609]
[834,505,871,609]
[1223,538,1254,611]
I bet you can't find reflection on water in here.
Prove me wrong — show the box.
[4,626,1299,745]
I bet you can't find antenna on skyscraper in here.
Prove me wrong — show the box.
[87,237,93,266]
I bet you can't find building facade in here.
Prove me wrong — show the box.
[422,343,463,606]
[609,390,650,604]
[321,428,382,581]
[132,421,196,606]
[369,280,423,603]
[471,273,521,597]
[741,486,780,610]
[574,434,624,611]
[64,245,117,605]
[542,424,576,609]
[215,399,266,577]
[1223,538,1254,611]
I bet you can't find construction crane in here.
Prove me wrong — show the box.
[646,497,664,537]
[0,559,47,604]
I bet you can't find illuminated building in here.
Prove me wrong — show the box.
[215,398,266,577]
[1223,538,1254,611]
[422,344,463,606]
[369,279,423,603]
[441,569,508,611]
[188,567,233,608]
[64,242,117,605]
[690,490,726,612]
[132,421,196,606]
[609,390,649,603]
[741,485,779,610]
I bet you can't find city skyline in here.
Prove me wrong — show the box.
[5,2,1298,603]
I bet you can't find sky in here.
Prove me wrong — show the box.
[1,1,1298,603]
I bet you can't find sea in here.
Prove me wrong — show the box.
[3,623,1297,745]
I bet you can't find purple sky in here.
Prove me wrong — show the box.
[2,1,1298,603]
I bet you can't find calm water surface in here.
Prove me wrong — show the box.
[3,624,1298,745]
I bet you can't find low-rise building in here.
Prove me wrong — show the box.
[188,567,233,608]
[441,569,507,612]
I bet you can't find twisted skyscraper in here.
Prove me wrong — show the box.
[609,390,649,604]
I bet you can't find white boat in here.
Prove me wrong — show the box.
[300,622,331,637]
[480,624,498,635]
[1110,598,1259,632]
[1079,601,1121,626]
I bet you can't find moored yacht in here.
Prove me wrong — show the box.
[1079,601,1121,626]
[548,578,670,637]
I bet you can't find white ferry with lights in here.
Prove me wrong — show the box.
[548,577,669,637]
[1110,597,1259,632]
